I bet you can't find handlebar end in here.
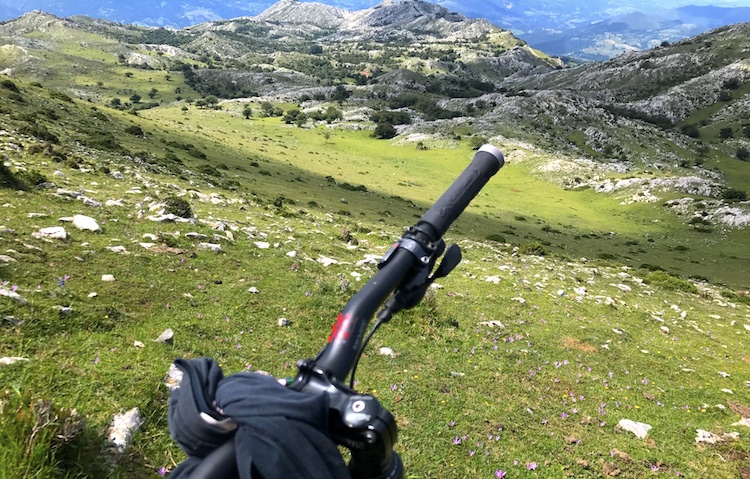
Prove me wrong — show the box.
[478,144,505,170]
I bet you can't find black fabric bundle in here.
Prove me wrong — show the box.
[168,358,350,479]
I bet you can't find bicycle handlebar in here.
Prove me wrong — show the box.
[315,144,504,382]
[182,145,504,479]
[418,144,504,240]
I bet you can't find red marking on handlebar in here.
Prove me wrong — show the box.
[328,313,353,343]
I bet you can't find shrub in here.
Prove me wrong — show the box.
[519,242,546,256]
[372,122,397,140]
[163,196,192,218]
[486,234,506,243]
[198,164,220,177]
[1,78,20,92]
[18,124,59,144]
[16,169,48,187]
[736,147,749,161]
[125,125,144,136]
[0,161,25,189]
[644,270,698,294]
[680,124,700,138]
[721,188,747,201]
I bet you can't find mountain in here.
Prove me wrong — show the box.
[523,6,750,60]
[0,6,748,253]
[2,0,750,59]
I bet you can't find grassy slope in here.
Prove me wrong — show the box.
[0,16,749,477]
[0,78,749,479]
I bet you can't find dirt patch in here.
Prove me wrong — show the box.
[562,337,597,353]
[728,402,750,419]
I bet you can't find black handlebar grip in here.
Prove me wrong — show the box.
[418,145,504,240]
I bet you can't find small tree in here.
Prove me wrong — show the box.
[737,147,750,161]
[148,88,158,99]
[719,127,734,139]
[722,188,748,201]
[681,124,700,138]
[242,105,253,119]
[110,98,122,108]
[129,93,141,103]
[164,196,193,218]
[372,122,397,140]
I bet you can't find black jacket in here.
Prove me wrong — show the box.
[168,357,350,479]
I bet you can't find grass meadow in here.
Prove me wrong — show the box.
[0,75,749,479]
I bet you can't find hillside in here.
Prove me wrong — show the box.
[1,73,750,479]
[0,3,750,476]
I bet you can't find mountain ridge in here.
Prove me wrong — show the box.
[3,0,750,60]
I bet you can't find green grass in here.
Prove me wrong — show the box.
[1,70,749,479]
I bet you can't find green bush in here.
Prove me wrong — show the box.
[644,270,698,294]
[372,122,397,140]
[16,169,49,187]
[1,78,20,93]
[721,188,747,201]
[519,242,546,256]
[124,125,144,136]
[18,124,59,144]
[163,196,192,218]
[486,234,506,243]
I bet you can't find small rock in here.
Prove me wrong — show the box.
[106,199,125,207]
[479,320,505,328]
[72,214,102,232]
[154,328,174,344]
[511,297,526,304]
[718,371,730,378]
[88,292,97,298]
[107,408,143,452]
[0,286,27,304]
[165,363,183,391]
[133,340,145,348]
[617,419,652,439]
[0,357,28,365]
[557,289,565,296]
[0,254,16,263]
[106,246,128,254]
[101,274,116,282]
[112,171,124,180]
[255,241,270,249]
[277,318,291,327]
[317,256,338,266]
[450,371,465,377]
[185,232,208,239]
[198,242,222,252]
[248,287,259,294]
[695,429,740,444]
[379,347,395,358]
[32,226,67,240]
[286,251,297,258]
[485,276,501,284]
